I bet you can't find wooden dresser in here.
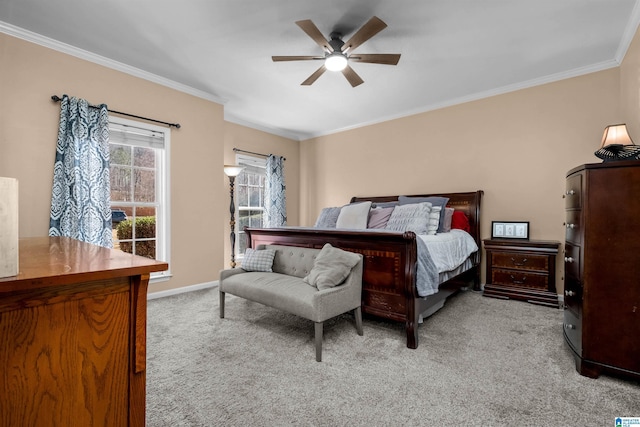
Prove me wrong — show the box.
[563,161,640,380]
[0,237,168,427]
[483,238,560,307]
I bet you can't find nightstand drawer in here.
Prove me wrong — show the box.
[491,252,549,272]
[490,269,549,289]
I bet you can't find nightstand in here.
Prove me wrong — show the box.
[483,238,560,308]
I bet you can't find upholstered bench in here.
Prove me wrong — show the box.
[219,243,363,361]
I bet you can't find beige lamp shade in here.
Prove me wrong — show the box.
[223,165,244,177]
[594,124,640,162]
[600,124,634,148]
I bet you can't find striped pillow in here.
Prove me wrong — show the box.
[385,202,432,234]
[241,248,276,272]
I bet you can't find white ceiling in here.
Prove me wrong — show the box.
[1,0,639,140]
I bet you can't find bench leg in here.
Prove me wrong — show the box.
[219,289,225,318]
[354,306,363,336]
[315,322,323,362]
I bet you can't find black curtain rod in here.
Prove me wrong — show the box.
[233,147,286,161]
[51,95,181,129]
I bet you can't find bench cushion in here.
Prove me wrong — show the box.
[221,272,319,320]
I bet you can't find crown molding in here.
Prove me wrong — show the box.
[306,59,621,140]
[0,21,226,105]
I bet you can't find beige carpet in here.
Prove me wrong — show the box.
[146,287,639,426]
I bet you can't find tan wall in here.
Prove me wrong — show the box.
[301,68,622,293]
[0,33,226,295]
[621,25,640,138]
[222,122,299,266]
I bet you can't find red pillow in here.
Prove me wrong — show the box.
[451,210,470,232]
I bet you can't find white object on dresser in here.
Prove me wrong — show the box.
[0,177,19,278]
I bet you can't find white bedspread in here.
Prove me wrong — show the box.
[418,230,479,273]
[415,230,478,297]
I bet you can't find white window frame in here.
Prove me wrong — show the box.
[109,116,171,282]
[235,154,266,258]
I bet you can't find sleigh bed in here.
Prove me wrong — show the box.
[245,190,483,349]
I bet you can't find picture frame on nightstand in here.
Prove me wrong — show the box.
[491,221,529,239]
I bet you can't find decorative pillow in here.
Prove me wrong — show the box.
[451,210,471,232]
[367,207,394,229]
[398,196,450,233]
[385,202,431,234]
[241,248,277,272]
[441,207,454,233]
[303,244,361,291]
[426,206,441,235]
[314,206,342,228]
[336,201,372,229]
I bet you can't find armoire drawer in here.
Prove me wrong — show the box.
[564,210,582,244]
[564,243,581,280]
[564,174,582,209]
[563,308,582,355]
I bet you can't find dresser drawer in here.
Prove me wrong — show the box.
[490,269,549,289]
[564,243,581,280]
[491,252,549,272]
[564,174,582,209]
[564,210,582,244]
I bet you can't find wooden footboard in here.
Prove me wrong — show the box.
[245,190,483,349]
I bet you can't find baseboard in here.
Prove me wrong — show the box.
[147,280,218,300]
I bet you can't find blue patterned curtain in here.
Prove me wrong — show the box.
[49,95,112,248]
[264,155,287,227]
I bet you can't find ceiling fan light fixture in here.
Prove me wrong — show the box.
[325,53,348,71]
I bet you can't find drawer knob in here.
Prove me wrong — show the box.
[565,223,576,229]
[565,290,575,297]
[509,274,526,285]
[564,256,574,263]
[510,257,528,266]
[564,323,576,330]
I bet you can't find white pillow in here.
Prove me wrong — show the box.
[426,206,441,235]
[336,201,372,229]
[385,202,431,234]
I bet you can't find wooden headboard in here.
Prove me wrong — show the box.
[350,190,484,264]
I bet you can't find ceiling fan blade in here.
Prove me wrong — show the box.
[301,65,327,85]
[295,20,333,53]
[272,55,324,62]
[342,65,364,87]
[342,16,387,53]
[349,53,401,65]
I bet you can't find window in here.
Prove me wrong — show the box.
[109,117,170,280]
[235,155,266,256]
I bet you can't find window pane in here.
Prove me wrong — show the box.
[111,166,131,202]
[134,169,155,202]
[134,146,155,168]
[135,240,156,259]
[238,231,247,254]
[111,205,131,251]
[248,173,259,186]
[110,144,131,166]
[249,187,260,207]
[237,184,248,207]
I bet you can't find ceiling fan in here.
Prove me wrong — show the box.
[272,16,401,87]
